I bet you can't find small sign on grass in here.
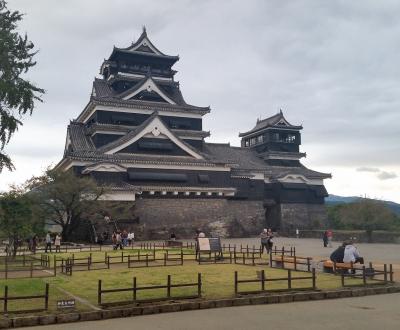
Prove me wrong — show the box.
[57,299,75,309]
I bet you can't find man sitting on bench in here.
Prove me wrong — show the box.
[343,242,364,265]
[330,242,346,263]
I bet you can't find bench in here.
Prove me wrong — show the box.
[323,260,354,273]
[271,255,312,271]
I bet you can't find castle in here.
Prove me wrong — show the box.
[56,28,331,239]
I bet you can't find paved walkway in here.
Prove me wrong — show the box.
[25,293,400,330]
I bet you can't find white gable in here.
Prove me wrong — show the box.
[130,37,162,55]
[122,77,176,105]
[104,116,204,159]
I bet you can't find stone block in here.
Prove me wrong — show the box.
[56,313,80,324]
[0,319,11,329]
[214,299,233,308]
[199,300,215,309]
[39,315,56,325]
[250,296,268,305]
[12,316,39,328]
[179,302,200,311]
[265,295,280,304]
[278,294,293,303]
[337,290,352,298]
[292,292,311,302]
[142,306,160,315]
[159,304,181,313]
[373,287,388,295]
[102,309,123,319]
[232,298,250,306]
[325,291,340,299]
[79,311,102,321]
[308,292,325,300]
[351,289,366,297]
[387,286,400,293]
[363,288,376,296]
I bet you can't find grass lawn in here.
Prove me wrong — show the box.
[0,249,379,318]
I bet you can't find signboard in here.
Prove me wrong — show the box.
[197,237,222,253]
[57,299,76,309]
[197,237,210,251]
[208,238,222,253]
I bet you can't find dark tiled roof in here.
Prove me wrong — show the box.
[68,122,96,151]
[109,28,179,62]
[203,143,330,179]
[203,143,268,170]
[93,79,115,98]
[239,111,303,137]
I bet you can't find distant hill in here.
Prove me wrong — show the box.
[326,195,400,215]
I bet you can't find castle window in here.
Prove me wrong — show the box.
[245,139,249,147]
[257,135,264,143]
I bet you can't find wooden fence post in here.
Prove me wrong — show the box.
[133,277,137,301]
[98,280,102,305]
[288,269,292,289]
[384,264,388,283]
[234,271,238,294]
[44,283,49,310]
[180,250,184,265]
[252,252,255,266]
[167,275,171,298]
[30,262,33,278]
[269,252,272,267]
[4,286,8,313]
[107,256,110,269]
[198,273,202,297]
[5,257,8,280]
[53,255,57,276]
[312,268,316,289]
[146,254,149,267]
[261,270,265,291]
[389,264,393,282]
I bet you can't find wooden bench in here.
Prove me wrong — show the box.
[323,260,354,273]
[271,255,312,271]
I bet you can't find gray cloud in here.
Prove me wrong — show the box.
[377,171,398,180]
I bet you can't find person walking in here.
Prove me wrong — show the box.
[45,232,52,253]
[55,234,61,253]
[116,232,123,250]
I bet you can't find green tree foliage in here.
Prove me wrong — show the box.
[0,186,42,257]
[327,199,399,239]
[0,0,44,171]
[26,169,107,241]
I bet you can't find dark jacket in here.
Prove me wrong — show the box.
[330,246,345,263]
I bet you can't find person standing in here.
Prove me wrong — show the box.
[55,234,61,253]
[116,232,123,250]
[327,229,333,247]
[45,232,52,253]
[267,228,274,253]
[260,229,269,253]
[323,231,328,247]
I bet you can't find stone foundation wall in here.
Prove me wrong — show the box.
[280,203,328,233]
[133,198,265,239]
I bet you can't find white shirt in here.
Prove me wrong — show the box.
[198,232,205,238]
[343,245,360,263]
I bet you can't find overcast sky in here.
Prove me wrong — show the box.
[1,0,399,203]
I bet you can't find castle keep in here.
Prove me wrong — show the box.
[56,28,331,239]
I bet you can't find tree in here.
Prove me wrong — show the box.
[327,199,398,241]
[0,186,42,257]
[26,169,107,241]
[0,0,44,172]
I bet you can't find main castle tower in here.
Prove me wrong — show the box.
[57,28,331,239]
